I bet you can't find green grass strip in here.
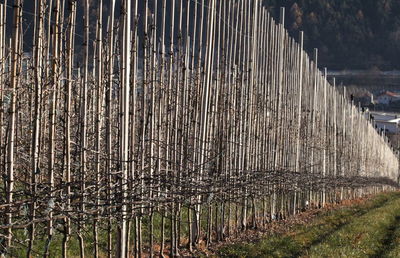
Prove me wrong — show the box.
[218,192,400,258]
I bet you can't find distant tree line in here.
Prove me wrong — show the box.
[15,0,400,70]
[265,0,400,70]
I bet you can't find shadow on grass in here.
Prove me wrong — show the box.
[371,215,400,258]
[297,196,394,257]
[219,193,397,258]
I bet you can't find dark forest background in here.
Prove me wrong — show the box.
[14,0,400,71]
[265,0,400,70]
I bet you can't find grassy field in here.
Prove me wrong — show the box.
[218,192,400,258]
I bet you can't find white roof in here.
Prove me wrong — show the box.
[388,118,400,123]
[375,119,400,124]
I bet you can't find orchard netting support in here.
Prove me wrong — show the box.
[0,0,399,257]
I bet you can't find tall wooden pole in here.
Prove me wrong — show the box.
[78,1,90,257]
[29,0,44,255]
[294,31,304,215]
[106,1,116,257]
[63,1,76,256]
[94,1,103,257]
[322,67,328,207]
[0,4,4,211]
[5,0,21,251]
[45,1,60,255]
[118,0,131,256]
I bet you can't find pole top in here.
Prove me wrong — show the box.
[279,7,285,26]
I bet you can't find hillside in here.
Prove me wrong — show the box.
[15,0,400,70]
[266,0,400,70]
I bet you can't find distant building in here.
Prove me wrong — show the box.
[369,112,397,121]
[368,111,400,134]
[353,92,374,106]
[375,91,400,105]
[374,119,400,134]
